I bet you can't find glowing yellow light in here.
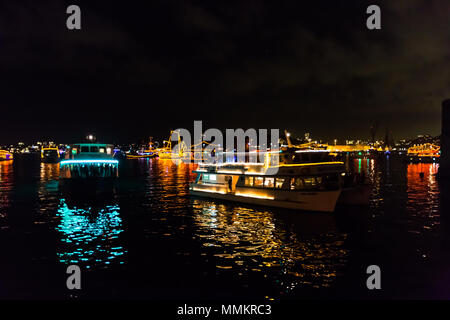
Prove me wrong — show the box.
[41,147,60,159]
[191,188,227,195]
[270,161,344,168]
[0,150,13,160]
[235,192,274,200]
[217,170,242,174]
[201,162,264,167]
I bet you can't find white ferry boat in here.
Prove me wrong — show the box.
[60,143,118,181]
[190,150,346,212]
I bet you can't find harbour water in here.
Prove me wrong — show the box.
[1,156,450,299]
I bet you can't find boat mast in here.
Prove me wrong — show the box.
[284,130,293,148]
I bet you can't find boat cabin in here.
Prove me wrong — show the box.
[60,143,118,179]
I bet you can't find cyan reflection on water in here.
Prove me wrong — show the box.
[0,156,449,298]
[35,162,127,269]
[56,199,126,269]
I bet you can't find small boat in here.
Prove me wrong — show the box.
[0,150,13,161]
[41,147,60,163]
[156,130,190,160]
[126,150,158,159]
[406,143,440,163]
[59,143,118,189]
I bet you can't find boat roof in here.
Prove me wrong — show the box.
[194,161,345,175]
[72,143,112,147]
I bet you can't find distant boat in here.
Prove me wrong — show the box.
[407,143,440,163]
[0,150,13,161]
[41,147,60,163]
[59,143,118,189]
[156,130,189,160]
[126,150,158,159]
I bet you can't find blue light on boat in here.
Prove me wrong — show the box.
[60,159,119,166]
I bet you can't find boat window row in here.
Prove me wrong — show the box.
[243,175,339,190]
[73,146,109,154]
[244,176,284,189]
[201,174,217,182]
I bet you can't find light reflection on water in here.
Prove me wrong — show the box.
[191,200,348,292]
[406,163,440,223]
[0,161,13,231]
[0,157,448,298]
[37,162,127,269]
[56,198,126,269]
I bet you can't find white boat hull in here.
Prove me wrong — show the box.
[190,188,341,213]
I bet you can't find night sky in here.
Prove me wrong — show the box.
[1,0,449,144]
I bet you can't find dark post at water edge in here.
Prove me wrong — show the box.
[439,99,450,179]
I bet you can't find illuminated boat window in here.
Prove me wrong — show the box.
[244,176,253,186]
[99,147,105,153]
[304,177,322,187]
[209,174,217,181]
[264,177,274,188]
[275,178,285,188]
[290,177,305,190]
[303,177,315,186]
[254,177,264,187]
[290,177,322,190]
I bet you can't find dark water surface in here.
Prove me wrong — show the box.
[1,156,450,299]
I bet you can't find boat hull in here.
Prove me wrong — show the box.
[41,156,60,163]
[190,188,341,213]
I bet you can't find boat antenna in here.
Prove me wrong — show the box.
[284,130,293,148]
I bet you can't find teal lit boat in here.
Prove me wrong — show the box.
[60,143,118,181]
